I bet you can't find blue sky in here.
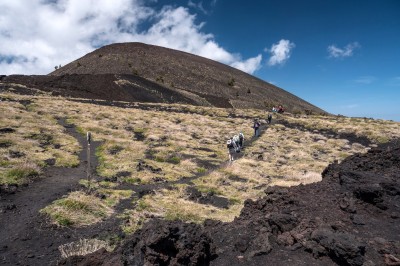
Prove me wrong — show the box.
[1,0,399,121]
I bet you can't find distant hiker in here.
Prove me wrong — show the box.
[238,132,244,148]
[233,134,241,152]
[253,119,261,137]
[267,113,272,124]
[277,105,285,113]
[272,107,277,112]
[227,137,238,161]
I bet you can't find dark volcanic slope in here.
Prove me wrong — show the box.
[47,42,325,113]
[1,74,199,105]
[67,140,400,266]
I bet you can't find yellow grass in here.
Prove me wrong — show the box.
[2,91,400,234]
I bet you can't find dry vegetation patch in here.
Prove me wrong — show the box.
[0,94,80,185]
[2,92,399,236]
[40,191,114,227]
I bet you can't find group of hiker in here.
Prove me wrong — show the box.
[272,105,284,113]
[226,132,244,161]
[226,112,274,162]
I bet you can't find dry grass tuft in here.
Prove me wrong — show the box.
[58,238,113,259]
[40,191,113,227]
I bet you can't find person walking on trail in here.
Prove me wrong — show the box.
[227,137,237,162]
[253,119,261,137]
[238,132,244,148]
[233,134,241,152]
[267,113,272,124]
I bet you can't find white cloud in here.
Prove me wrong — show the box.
[266,39,295,66]
[0,0,261,75]
[230,54,262,74]
[328,42,360,58]
[354,76,376,84]
[188,0,208,15]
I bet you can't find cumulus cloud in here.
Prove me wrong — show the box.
[0,0,261,75]
[328,42,360,58]
[230,54,262,74]
[266,39,295,66]
[188,0,208,15]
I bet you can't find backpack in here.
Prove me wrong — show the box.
[227,139,233,149]
[233,135,239,144]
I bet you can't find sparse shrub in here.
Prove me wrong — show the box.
[55,65,59,70]
[132,69,139,75]
[5,163,40,184]
[136,200,150,211]
[197,185,222,195]
[154,156,165,163]
[229,197,241,204]
[228,78,235,87]
[167,156,181,164]
[165,209,202,222]
[156,76,165,84]
[77,62,82,67]
[376,136,390,144]
[247,88,251,94]
[197,167,206,173]
[108,144,123,155]
[292,107,302,115]
[98,54,103,58]
[124,177,141,184]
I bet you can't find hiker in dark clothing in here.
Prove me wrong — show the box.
[238,132,244,148]
[267,113,272,124]
[253,119,261,137]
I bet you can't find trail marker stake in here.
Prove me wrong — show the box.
[87,132,91,193]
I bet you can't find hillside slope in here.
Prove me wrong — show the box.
[49,42,325,113]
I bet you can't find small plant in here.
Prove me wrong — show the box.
[197,167,206,173]
[247,88,251,94]
[228,78,235,87]
[4,163,40,184]
[132,69,139,75]
[167,156,181,164]
[156,76,165,84]
[77,62,82,67]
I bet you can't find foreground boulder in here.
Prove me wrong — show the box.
[121,219,216,265]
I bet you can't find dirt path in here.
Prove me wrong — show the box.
[0,120,101,265]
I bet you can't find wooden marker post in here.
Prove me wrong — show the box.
[87,132,91,192]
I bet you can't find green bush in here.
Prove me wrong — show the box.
[167,156,181,164]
